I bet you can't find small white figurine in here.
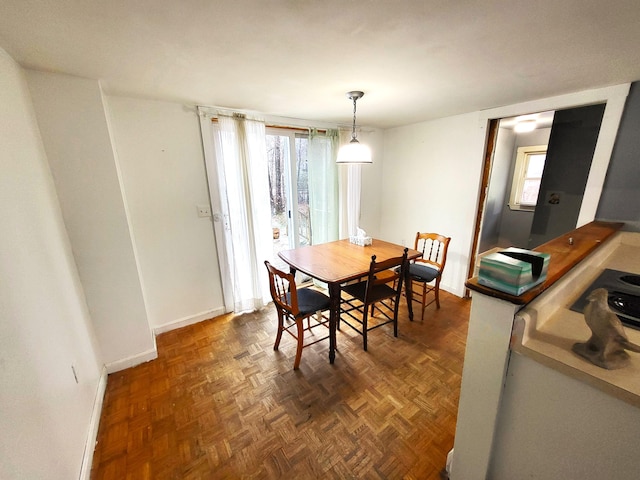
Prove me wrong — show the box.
[572,288,640,369]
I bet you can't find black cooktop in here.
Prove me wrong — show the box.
[570,269,640,330]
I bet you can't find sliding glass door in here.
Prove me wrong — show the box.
[199,108,341,311]
[266,129,310,265]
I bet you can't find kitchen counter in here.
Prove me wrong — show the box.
[451,221,640,480]
[512,230,640,407]
[466,220,624,304]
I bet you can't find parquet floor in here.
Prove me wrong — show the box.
[91,291,470,479]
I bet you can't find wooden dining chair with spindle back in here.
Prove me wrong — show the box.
[264,260,332,369]
[339,248,409,351]
[407,232,451,321]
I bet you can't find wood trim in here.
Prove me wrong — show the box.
[466,118,500,297]
[466,220,624,305]
[210,116,327,133]
[266,125,323,133]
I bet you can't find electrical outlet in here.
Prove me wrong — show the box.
[197,204,211,217]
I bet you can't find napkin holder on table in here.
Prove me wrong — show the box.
[349,228,372,246]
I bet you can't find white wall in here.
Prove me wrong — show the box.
[380,113,485,297]
[25,71,156,371]
[489,354,640,479]
[380,84,630,298]
[358,128,384,237]
[0,47,102,480]
[105,96,225,331]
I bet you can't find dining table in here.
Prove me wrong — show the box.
[278,238,422,364]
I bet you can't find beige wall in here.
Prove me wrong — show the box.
[380,112,485,297]
[26,70,155,371]
[379,84,630,298]
[105,96,225,331]
[0,47,102,480]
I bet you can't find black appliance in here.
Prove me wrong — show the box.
[570,269,640,330]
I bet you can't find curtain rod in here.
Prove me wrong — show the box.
[209,117,328,133]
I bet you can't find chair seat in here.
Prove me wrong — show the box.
[288,288,331,317]
[409,263,440,282]
[343,281,397,304]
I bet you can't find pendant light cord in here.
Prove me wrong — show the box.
[351,97,358,141]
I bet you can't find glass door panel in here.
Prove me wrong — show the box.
[295,136,311,246]
[266,133,292,266]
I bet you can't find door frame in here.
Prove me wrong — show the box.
[265,127,303,251]
[467,84,630,292]
[466,118,499,296]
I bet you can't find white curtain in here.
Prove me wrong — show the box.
[211,112,272,313]
[308,129,339,244]
[338,128,362,238]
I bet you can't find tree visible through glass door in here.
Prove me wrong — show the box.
[266,131,310,267]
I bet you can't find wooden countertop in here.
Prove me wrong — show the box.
[466,221,624,305]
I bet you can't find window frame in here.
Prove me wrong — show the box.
[508,144,547,211]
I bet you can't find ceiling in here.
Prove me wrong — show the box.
[500,111,555,130]
[2,1,640,129]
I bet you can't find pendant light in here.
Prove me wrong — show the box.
[336,91,372,164]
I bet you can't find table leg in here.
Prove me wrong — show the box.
[405,267,414,321]
[328,282,340,363]
[288,267,298,289]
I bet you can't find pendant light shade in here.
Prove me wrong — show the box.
[337,91,372,164]
[337,140,372,164]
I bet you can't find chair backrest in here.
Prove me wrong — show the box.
[264,261,299,316]
[414,232,451,272]
[364,248,409,299]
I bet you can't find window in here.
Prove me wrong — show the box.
[509,145,547,211]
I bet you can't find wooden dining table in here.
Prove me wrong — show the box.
[278,238,422,364]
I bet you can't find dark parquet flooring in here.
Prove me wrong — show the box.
[91,291,470,479]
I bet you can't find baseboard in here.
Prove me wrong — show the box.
[102,308,225,373]
[153,307,226,335]
[105,342,158,374]
[79,366,108,480]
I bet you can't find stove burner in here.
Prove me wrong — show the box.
[609,291,640,319]
[571,269,640,330]
[620,274,640,287]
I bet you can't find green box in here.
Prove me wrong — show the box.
[478,247,550,296]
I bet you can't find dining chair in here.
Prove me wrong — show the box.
[339,248,409,351]
[408,232,451,321]
[264,261,331,370]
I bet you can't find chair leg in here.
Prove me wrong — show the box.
[421,282,427,321]
[435,279,441,308]
[362,308,369,352]
[274,310,284,350]
[393,297,399,338]
[293,318,304,370]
